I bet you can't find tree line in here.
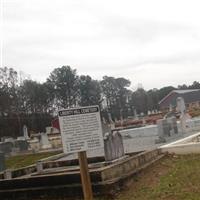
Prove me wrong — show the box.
[1,66,200,137]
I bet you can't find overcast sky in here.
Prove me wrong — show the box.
[1,0,200,90]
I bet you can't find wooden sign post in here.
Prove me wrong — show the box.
[78,151,93,200]
[58,106,104,200]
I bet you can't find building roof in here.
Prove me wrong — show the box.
[173,89,200,94]
[159,89,200,109]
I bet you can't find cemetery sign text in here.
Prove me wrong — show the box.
[58,106,104,153]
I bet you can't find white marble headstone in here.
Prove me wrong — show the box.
[176,97,191,133]
[176,97,186,114]
[23,125,29,140]
[40,132,52,149]
[134,109,138,120]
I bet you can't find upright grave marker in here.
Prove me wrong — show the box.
[58,105,104,200]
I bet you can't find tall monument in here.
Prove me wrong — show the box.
[176,97,191,133]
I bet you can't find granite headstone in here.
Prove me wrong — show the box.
[104,131,124,161]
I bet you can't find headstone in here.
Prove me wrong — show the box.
[113,131,124,158]
[0,152,5,172]
[108,112,115,130]
[102,122,113,160]
[1,137,8,142]
[176,97,191,133]
[17,136,25,140]
[169,104,173,112]
[180,114,190,133]
[108,112,114,124]
[169,116,178,134]
[176,97,186,113]
[23,125,29,140]
[0,142,13,154]
[134,109,138,120]
[186,119,195,131]
[167,118,173,135]
[14,140,29,151]
[104,132,113,161]
[40,132,52,149]
[101,121,112,136]
[28,138,40,152]
[148,110,151,115]
[4,137,14,143]
[104,131,124,161]
[156,119,169,143]
[101,96,108,109]
[120,109,123,124]
[46,127,52,134]
[156,117,178,143]
[157,119,170,137]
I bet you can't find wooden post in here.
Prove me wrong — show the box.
[78,151,93,200]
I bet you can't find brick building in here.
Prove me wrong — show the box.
[159,89,200,111]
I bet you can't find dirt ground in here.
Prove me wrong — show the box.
[97,154,200,200]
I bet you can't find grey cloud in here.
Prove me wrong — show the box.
[130,52,200,67]
[3,0,200,89]
[98,15,193,43]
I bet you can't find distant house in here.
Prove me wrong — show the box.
[159,89,200,111]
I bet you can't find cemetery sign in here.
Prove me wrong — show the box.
[58,105,104,153]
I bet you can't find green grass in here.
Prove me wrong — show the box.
[96,154,200,200]
[6,153,200,200]
[6,152,59,169]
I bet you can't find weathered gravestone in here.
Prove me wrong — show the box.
[104,131,125,162]
[156,117,178,143]
[102,120,112,136]
[104,132,113,161]
[14,139,29,151]
[176,97,191,133]
[156,119,167,143]
[0,152,5,172]
[113,131,124,158]
[40,132,52,149]
[134,109,138,120]
[167,116,178,135]
[157,119,170,136]
[4,137,15,143]
[0,142,13,154]
[23,125,29,140]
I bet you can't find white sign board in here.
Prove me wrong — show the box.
[58,105,104,153]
